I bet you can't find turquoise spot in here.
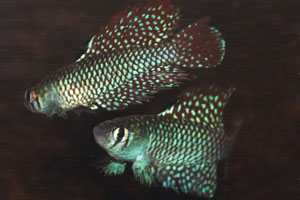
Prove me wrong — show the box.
[185,108,189,114]
[177,105,181,112]
[191,110,196,116]
[162,181,167,187]
[218,102,222,107]
[210,103,214,110]
[204,116,209,122]
[214,108,218,115]
[214,96,219,102]
[127,11,132,18]
[177,166,184,171]
[205,108,209,114]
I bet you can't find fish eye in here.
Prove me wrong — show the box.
[113,127,129,142]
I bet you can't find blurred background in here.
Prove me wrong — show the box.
[0,0,299,199]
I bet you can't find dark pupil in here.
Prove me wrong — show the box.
[117,127,125,138]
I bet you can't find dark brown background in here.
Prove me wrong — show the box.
[0,0,300,199]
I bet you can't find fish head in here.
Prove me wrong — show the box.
[93,117,149,161]
[24,84,63,117]
[24,87,41,113]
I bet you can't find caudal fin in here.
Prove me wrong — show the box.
[171,17,225,69]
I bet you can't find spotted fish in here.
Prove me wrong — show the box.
[24,0,225,117]
[24,0,225,116]
[93,84,242,198]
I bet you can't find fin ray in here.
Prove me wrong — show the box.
[171,17,225,68]
[77,0,180,62]
[156,163,217,198]
[159,84,236,129]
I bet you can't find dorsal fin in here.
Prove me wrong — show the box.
[76,0,180,62]
[75,37,92,61]
[159,84,236,129]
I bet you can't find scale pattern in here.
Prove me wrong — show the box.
[171,17,225,69]
[93,84,236,198]
[25,0,225,116]
[77,0,180,60]
[160,84,236,128]
[147,116,227,165]
[45,45,185,111]
[143,85,235,196]
[156,163,217,197]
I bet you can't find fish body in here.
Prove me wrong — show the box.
[93,84,241,198]
[24,0,225,117]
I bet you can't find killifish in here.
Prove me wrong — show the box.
[93,84,242,198]
[24,0,225,117]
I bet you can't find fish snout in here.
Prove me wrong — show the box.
[24,88,40,113]
[93,125,111,149]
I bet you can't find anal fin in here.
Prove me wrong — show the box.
[156,163,218,198]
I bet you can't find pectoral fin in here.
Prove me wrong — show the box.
[102,160,126,176]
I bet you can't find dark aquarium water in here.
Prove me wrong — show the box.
[0,0,299,199]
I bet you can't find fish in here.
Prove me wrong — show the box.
[93,84,243,198]
[24,0,225,117]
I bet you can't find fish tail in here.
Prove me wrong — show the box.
[171,17,225,69]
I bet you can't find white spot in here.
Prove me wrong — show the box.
[88,35,96,49]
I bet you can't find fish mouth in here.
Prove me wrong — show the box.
[24,100,38,113]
